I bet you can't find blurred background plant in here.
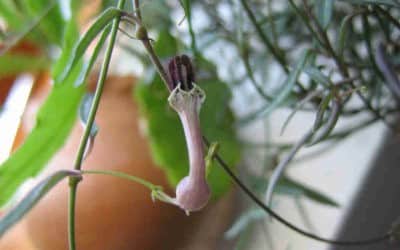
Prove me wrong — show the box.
[0,0,399,249]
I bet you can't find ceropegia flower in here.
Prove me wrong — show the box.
[167,55,210,213]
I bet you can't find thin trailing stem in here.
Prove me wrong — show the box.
[202,137,391,246]
[133,0,171,91]
[265,129,314,206]
[81,169,178,210]
[68,1,126,249]
[136,26,171,90]
[81,170,159,190]
[181,0,199,59]
[134,0,141,20]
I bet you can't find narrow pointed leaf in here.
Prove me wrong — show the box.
[0,170,80,237]
[304,66,332,87]
[58,7,122,83]
[280,90,322,135]
[239,50,311,125]
[281,177,340,207]
[313,93,332,132]
[225,208,265,239]
[75,25,112,87]
[338,0,400,7]
[316,0,334,29]
[309,99,341,146]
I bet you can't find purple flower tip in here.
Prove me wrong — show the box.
[168,55,195,91]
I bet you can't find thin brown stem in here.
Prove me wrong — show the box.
[134,0,142,20]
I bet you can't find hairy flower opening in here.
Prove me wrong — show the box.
[168,54,195,91]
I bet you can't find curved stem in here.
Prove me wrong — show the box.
[202,136,391,246]
[81,169,158,190]
[265,129,314,206]
[133,0,171,91]
[68,1,126,249]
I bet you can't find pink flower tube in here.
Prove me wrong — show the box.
[167,55,210,213]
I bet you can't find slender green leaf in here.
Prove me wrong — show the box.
[102,0,133,12]
[313,93,332,132]
[76,25,112,87]
[52,18,81,78]
[338,0,400,7]
[58,7,122,83]
[304,66,332,87]
[246,174,339,207]
[280,90,322,135]
[282,177,340,207]
[265,129,314,206]
[18,0,66,45]
[239,50,311,125]
[337,13,357,57]
[316,0,334,29]
[309,99,341,145]
[225,208,265,239]
[0,170,80,237]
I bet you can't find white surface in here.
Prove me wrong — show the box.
[0,74,33,163]
[241,110,386,250]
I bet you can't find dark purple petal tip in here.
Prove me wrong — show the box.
[168,55,195,91]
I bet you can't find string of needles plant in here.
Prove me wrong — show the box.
[0,0,399,249]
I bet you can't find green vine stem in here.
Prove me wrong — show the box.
[68,1,126,249]
[80,170,174,204]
